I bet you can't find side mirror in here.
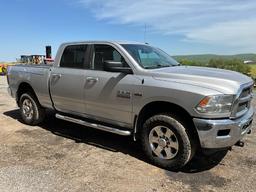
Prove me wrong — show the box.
[104,60,133,74]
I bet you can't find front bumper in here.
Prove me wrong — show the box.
[193,107,254,149]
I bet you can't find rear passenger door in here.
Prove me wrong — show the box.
[50,44,89,114]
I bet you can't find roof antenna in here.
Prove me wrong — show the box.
[144,24,148,44]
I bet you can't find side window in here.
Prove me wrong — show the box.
[60,45,88,69]
[92,45,127,71]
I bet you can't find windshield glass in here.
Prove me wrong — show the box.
[121,44,179,69]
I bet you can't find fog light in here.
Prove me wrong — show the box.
[217,129,230,136]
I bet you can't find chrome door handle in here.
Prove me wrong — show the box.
[86,77,99,82]
[52,73,62,78]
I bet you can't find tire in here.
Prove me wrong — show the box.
[139,113,195,170]
[19,92,45,125]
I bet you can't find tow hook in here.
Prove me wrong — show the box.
[247,130,252,134]
[235,140,244,147]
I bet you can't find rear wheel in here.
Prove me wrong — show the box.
[140,113,195,170]
[19,92,45,125]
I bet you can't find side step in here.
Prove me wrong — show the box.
[55,114,131,136]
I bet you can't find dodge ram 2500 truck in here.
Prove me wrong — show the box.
[7,41,254,170]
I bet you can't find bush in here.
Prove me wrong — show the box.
[208,59,250,75]
[178,58,251,75]
[178,59,204,66]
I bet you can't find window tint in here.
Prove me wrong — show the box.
[93,45,126,70]
[60,45,88,69]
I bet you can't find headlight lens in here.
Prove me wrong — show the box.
[195,95,234,114]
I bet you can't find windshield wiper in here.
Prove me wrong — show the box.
[145,64,173,69]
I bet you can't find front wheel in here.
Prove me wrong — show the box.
[19,92,45,125]
[140,114,195,170]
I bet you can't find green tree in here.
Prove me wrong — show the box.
[178,58,251,76]
[178,59,203,66]
[208,59,250,74]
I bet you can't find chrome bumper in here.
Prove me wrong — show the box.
[193,107,254,149]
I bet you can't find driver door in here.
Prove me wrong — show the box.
[84,44,138,127]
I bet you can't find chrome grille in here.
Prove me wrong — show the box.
[231,83,253,119]
[240,86,252,98]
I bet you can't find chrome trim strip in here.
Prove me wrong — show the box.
[239,93,253,103]
[56,114,131,136]
[230,81,254,119]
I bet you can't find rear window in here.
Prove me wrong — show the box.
[60,45,88,69]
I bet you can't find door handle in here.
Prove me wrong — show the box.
[86,77,99,82]
[52,73,62,78]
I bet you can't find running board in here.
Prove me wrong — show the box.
[55,114,131,136]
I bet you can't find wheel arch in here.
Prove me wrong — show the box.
[16,82,41,107]
[134,101,199,144]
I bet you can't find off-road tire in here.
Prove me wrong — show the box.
[140,113,195,170]
[19,92,45,125]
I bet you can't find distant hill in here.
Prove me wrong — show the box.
[173,54,256,64]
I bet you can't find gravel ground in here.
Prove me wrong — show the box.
[0,76,256,192]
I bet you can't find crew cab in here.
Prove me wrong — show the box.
[7,41,254,170]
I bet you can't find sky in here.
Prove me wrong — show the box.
[0,0,256,61]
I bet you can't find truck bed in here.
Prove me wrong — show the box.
[8,63,53,109]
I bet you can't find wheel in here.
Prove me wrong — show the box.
[19,92,45,125]
[140,113,195,170]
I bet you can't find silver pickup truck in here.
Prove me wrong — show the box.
[7,41,254,170]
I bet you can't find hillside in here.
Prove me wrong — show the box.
[173,54,256,64]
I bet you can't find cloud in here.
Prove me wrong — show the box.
[186,19,256,48]
[78,0,256,51]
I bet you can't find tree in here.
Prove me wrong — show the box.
[178,59,203,66]
[208,59,250,75]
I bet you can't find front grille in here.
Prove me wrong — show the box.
[237,102,248,112]
[240,86,252,98]
[231,83,253,119]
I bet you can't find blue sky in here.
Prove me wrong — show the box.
[1,0,256,61]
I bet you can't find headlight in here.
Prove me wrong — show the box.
[195,95,234,114]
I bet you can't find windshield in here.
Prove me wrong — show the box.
[121,44,179,69]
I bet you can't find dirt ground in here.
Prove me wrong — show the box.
[0,76,256,192]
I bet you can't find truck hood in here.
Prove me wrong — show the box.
[151,66,253,94]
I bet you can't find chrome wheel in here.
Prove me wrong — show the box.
[149,126,179,160]
[22,99,33,119]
